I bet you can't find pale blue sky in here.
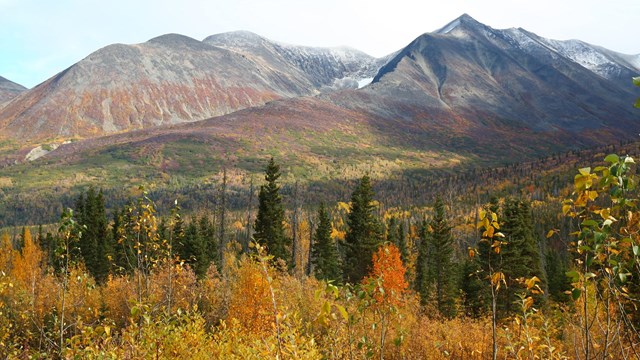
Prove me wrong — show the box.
[1,0,638,88]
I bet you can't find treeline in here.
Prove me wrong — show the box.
[2,139,639,229]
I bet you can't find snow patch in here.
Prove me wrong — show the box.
[358,77,373,88]
[438,19,460,34]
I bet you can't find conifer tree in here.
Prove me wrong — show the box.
[414,218,431,304]
[343,175,383,284]
[499,198,545,314]
[179,221,210,278]
[254,157,289,263]
[311,203,341,282]
[75,187,110,282]
[428,197,457,318]
[199,214,219,270]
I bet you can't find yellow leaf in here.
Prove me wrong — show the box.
[546,230,555,238]
[588,191,598,201]
[525,276,540,290]
[578,167,591,176]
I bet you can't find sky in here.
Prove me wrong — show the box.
[1,0,638,89]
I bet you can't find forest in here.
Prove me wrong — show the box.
[1,145,640,359]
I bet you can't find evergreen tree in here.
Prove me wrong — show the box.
[311,203,341,282]
[414,218,431,304]
[545,249,571,303]
[75,187,111,283]
[397,223,409,266]
[179,221,209,278]
[199,214,219,270]
[460,258,486,317]
[499,198,545,314]
[428,197,457,318]
[253,157,289,263]
[386,217,398,245]
[343,175,383,284]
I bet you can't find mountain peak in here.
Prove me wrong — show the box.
[146,33,212,51]
[435,13,483,34]
[0,76,27,103]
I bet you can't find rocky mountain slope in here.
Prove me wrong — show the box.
[23,14,639,182]
[0,33,378,141]
[1,14,639,182]
[204,31,386,91]
[0,76,27,105]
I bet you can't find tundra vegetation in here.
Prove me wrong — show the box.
[1,149,640,359]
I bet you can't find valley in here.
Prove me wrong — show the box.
[1,12,640,359]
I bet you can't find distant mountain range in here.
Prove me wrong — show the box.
[1,14,639,172]
[0,31,384,141]
[0,76,27,105]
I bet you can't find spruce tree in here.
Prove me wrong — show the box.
[311,203,341,282]
[414,218,431,304]
[199,214,219,271]
[179,221,210,278]
[254,157,289,263]
[499,198,545,315]
[75,187,110,283]
[343,175,383,284]
[428,197,457,318]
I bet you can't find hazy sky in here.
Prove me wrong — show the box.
[1,0,638,88]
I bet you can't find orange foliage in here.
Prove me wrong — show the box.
[0,232,14,273]
[364,244,409,306]
[11,228,43,293]
[102,274,137,327]
[227,259,273,334]
[148,261,198,314]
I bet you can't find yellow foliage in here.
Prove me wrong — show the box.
[227,259,273,334]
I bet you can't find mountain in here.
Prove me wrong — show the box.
[21,16,640,177]
[0,33,378,141]
[204,31,385,90]
[365,13,639,139]
[0,76,27,105]
[2,14,640,201]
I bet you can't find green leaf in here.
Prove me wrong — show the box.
[581,219,599,228]
[585,272,596,280]
[634,77,640,87]
[566,270,580,282]
[604,154,619,164]
[635,98,640,109]
[572,288,582,301]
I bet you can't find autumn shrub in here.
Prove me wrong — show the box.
[102,274,137,328]
[147,260,198,314]
[58,265,103,335]
[226,256,274,334]
[198,262,228,327]
[403,314,493,359]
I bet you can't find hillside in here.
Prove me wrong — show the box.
[0,34,378,142]
[0,76,27,104]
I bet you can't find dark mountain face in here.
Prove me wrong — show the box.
[369,14,639,137]
[0,76,27,104]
